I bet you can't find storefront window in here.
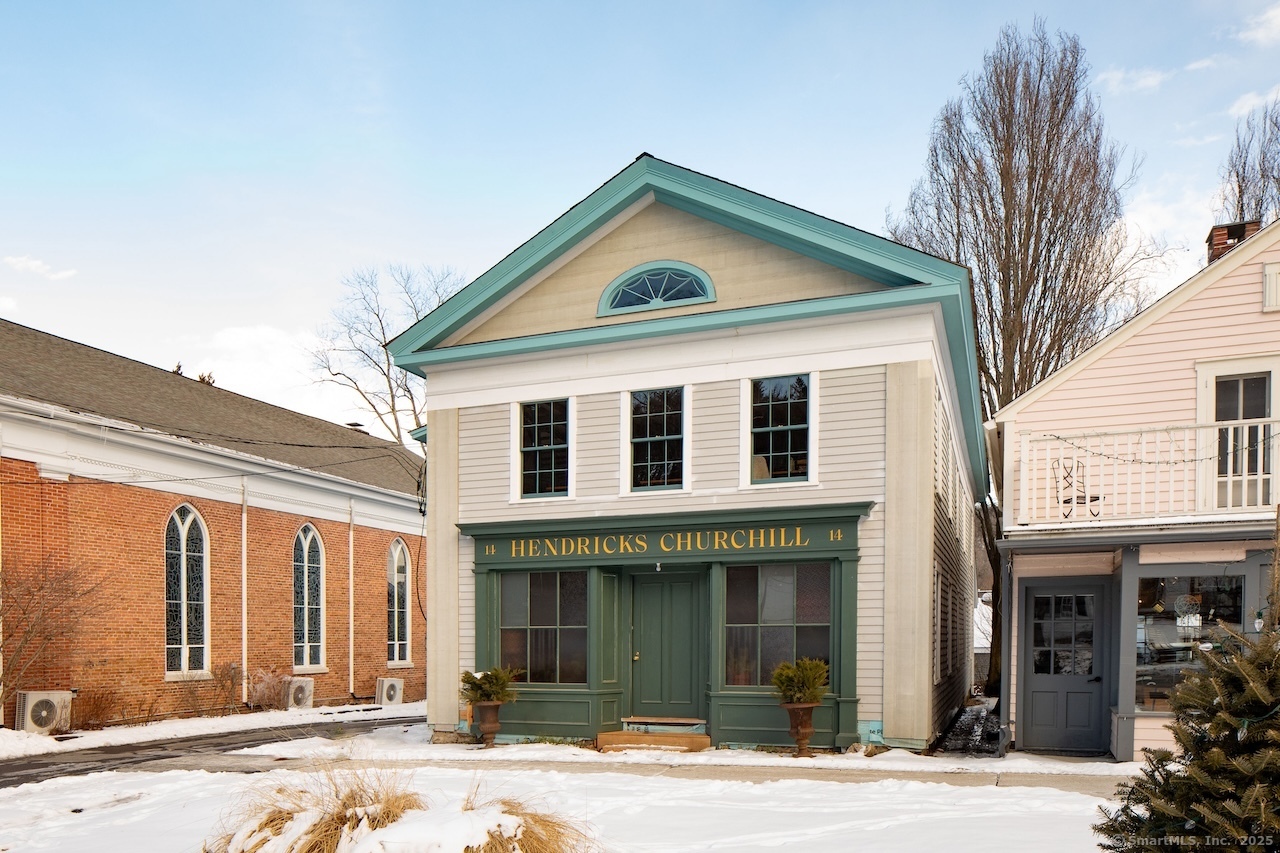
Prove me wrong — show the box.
[500,570,588,683]
[1135,575,1244,712]
[725,562,830,685]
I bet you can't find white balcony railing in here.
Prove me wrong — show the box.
[1016,417,1277,524]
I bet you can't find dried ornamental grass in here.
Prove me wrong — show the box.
[465,798,599,853]
[205,769,425,853]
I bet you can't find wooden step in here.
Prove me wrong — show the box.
[596,731,711,753]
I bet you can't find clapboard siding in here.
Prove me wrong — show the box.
[455,367,887,522]
[1006,241,1280,523]
[855,512,886,723]
[457,202,887,346]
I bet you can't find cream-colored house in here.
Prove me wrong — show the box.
[390,155,985,750]
[990,219,1280,758]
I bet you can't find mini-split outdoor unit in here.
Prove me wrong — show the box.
[375,677,403,705]
[15,690,73,735]
[285,677,314,710]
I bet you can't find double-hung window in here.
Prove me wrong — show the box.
[165,505,208,675]
[1215,373,1272,508]
[630,387,683,490]
[520,399,569,497]
[750,374,810,482]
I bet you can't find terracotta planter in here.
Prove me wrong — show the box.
[781,702,820,757]
[472,700,504,748]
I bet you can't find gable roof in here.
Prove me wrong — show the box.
[389,154,987,491]
[0,318,422,496]
[992,217,1280,424]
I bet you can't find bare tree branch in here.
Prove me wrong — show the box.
[888,19,1164,423]
[886,19,1169,699]
[1,557,102,710]
[311,265,465,445]
[1216,96,1280,225]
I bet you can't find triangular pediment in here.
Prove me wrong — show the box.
[388,155,968,362]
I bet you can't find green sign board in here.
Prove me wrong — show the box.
[472,519,857,567]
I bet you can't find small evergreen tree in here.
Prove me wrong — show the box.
[1096,514,1280,852]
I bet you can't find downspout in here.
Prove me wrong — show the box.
[998,552,1013,755]
[241,477,248,704]
[348,497,355,698]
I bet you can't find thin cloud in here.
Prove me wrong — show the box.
[1173,134,1224,148]
[3,255,77,281]
[1239,2,1280,46]
[1184,57,1216,72]
[1228,83,1280,117]
[1095,68,1174,94]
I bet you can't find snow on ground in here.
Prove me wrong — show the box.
[0,764,1110,852]
[0,702,426,760]
[236,723,1144,777]
[0,704,1138,851]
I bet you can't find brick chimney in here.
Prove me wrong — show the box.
[1206,219,1262,263]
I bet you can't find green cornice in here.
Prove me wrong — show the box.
[387,155,965,360]
[458,502,874,539]
[390,154,986,495]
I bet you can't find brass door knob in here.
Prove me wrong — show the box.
[633,651,640,661]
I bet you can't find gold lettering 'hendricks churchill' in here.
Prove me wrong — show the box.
[503,526,813,560]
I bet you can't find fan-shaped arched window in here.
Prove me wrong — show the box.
[293,524,324,667]
[597,262,715,316]
[165,505,208,674]
[388,540,410,663]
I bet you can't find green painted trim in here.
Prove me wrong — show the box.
[397,281,986,494]
[387,155,967,360]
[409,424,428,444]
[596,260,716,317]
[460,502,871,539]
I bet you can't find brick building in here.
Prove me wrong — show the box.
[0,319,426,729]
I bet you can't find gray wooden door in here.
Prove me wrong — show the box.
[1021,583,1109,753]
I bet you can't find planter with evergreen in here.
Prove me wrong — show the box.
[460,666,522,748]
[771,657,829,757]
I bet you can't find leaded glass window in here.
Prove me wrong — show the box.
[520,399,569,497]
[387,540,410,662]
[293,524,324,667]
[750,375,809,482]
[631,387,683,489]
[499,570,588,683]
[165,505,208,673]
[600,265,713,315]
[725,562,831,686]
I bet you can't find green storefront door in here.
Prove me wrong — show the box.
[633,572,707,720]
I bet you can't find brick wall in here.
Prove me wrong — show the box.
[1,456,426,727]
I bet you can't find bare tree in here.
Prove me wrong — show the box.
[312,265,465,445]
[888,19,1164,697]
[889,19,1161,422]
[1,557,101,717]
[1217,97,1280,224]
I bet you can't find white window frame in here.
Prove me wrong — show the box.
[387,539,412,667]
[739,372,820,489]
[293,523,327,674]
[164,504,211,681]
[510,397,576,502]
[1194,355,1280,511]
[618,385,693,496]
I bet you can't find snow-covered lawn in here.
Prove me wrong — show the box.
[0,703,1136,851]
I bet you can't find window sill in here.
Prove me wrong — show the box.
[386,661,415,670]
[293,665,329,676]
[743,478,818,490]
[165,670,212,683]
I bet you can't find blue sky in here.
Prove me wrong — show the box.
[2,1,1279,432]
